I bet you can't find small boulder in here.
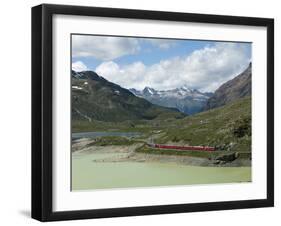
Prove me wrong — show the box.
[215,152,239,162]
[213,160,221,165]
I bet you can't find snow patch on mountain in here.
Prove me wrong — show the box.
[129,86,213,115]
[72,86,83,90]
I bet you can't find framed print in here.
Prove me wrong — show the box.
[31,4,274,221]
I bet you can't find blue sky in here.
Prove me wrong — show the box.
[72,38,224,69]
[72,35,251,92]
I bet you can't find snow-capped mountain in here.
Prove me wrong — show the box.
[129,86,213,115]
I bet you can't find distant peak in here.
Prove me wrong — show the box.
[179,86,199,93]
[181,85,190,90]
[143,87,156,95]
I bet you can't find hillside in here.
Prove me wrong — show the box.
[72,70,186,122]
[205,63,251,110]
[156,96,251,153]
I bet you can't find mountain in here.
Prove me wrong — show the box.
[71,70,185,122]
[129,86,213,115]
[204,63,252,110]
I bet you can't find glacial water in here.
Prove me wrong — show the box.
[72,152,251,191]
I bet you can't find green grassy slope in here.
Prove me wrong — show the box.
[156,96,251,153]
[72,96,251,155]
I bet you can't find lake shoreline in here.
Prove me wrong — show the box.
[72,138,251,167]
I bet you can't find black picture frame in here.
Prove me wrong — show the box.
[32,4,274,222]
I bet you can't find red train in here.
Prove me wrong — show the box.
[150,144,215,152]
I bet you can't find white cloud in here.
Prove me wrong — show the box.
[72,36,178,61]
[95,43,251,92]
[72,35,140,60]
[96,61,146,88]
[72,61,88,72]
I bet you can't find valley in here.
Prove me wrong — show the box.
[72,96,251,166]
